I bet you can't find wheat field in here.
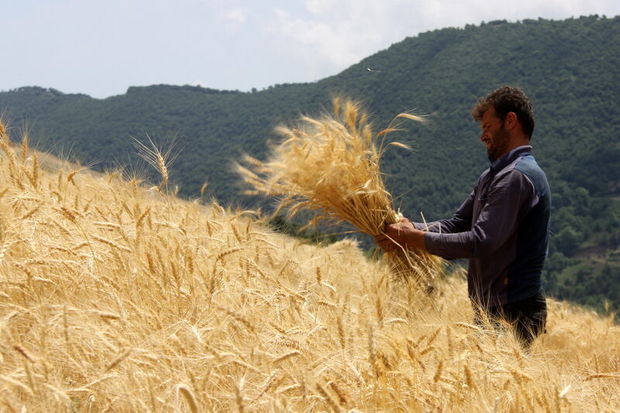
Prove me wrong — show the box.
[0,126,618,412]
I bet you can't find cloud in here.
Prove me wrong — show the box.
[267,0,620,82]
[3,0,618,97]
[270,1,393,75]
[222,7,249,31]
[224,7,249,25]
[304,0,336,16]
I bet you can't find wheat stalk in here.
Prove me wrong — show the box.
[177,384,199,413]
[133,134,177,192]
[238,97,442,288]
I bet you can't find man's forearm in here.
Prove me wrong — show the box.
[424,230,475,259]
[403,229,427,251]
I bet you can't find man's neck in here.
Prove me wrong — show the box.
[499,134,531,159]
[490,145,532,171]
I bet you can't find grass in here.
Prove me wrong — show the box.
[0,122,618,411]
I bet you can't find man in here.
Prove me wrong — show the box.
[375,86,550,349]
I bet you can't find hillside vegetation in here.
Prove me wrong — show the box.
[1,128,619,411]
[1,16,619,312]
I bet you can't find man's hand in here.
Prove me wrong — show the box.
[374,217,427,252]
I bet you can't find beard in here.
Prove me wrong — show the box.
[487,124,510,161]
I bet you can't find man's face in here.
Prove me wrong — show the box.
[479,107,509,161]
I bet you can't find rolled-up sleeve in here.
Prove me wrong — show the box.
[424,171,535,260]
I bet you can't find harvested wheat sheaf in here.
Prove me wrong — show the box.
[238,97,443,288]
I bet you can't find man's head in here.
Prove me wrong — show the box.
[472,86,535,161]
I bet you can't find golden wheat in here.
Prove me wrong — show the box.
[133,134,175,191]
[238,97,443,289]
[0,120,617,411]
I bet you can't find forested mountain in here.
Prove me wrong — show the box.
[1,15,619,311]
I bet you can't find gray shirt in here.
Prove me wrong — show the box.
[418,145,551,307]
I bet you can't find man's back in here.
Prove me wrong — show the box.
[506,152,551,302]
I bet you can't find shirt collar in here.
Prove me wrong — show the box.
[490,145,532,173]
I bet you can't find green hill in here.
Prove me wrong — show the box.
[1,15,619,311]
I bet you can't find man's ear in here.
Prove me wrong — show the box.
[505,112,518,129]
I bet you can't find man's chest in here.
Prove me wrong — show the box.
[472,172,496,223]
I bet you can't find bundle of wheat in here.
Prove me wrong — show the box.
[238,97,443,288]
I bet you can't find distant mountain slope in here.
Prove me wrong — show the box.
[1,15,619,310]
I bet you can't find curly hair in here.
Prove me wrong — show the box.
[472,86,535,139]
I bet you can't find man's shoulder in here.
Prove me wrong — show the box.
[514,153,548,179]
[513,154,550,196]
[494,153,544,178]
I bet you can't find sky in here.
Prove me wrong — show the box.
[1,0,619,99]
